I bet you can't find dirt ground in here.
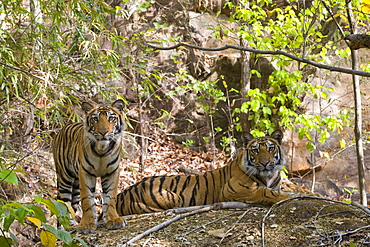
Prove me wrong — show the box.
[77,198,370,247]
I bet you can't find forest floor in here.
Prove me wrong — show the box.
[6,129,370,246]
[79,198,370,247]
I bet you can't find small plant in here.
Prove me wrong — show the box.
[342,187,358,204]
[220,136,236,152]
[0,155,86,246]
[182,139,195,148]
[0,180,87,246]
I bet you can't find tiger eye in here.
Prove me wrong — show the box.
[91,116,98,123]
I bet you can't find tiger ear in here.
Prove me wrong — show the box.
[270,129,284,144]
[81,102,95,113]
[243,133,254,145]
[112,99,125,111]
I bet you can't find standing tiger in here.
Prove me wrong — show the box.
[116,129,292,216]
[53,100,126,233]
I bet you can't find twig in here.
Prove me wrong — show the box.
[122,202,250,246]
[147,42,370,78]
[328,225,370,239]
[220,209,250,243]
[171,202,250,214]
[312,204,333,238]
[345,0,368,207]
[0,61,45,81]
[170,205,209,214]
[181,211,241,237]
[122,202,250,221]
[351,201,370,215]
[124,131,156,142]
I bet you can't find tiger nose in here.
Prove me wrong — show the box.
[260,160,270,166]
[99,130,108,136]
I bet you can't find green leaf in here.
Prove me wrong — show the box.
[319,130,330,143]
[3,215,15,231]
[0,236,12,247]
[250,100,261,112]
[306,142,316,153]
[53,200,68,216]
[74,236,89,247]
[29,204,47,223]
[262,107,272,115]
[250,69,261,78]
[56,229,73,245]
[41,199,58,216]
[15,207,29,224]
[43,224,58,236]
[54,201,70,229]
[0,169,18,185]
[33,194,43,204]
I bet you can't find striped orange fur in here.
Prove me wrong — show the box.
[116,130,291,215]
[53,100,126,233]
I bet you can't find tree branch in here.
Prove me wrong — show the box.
[344,34,370,50]
[147,42,370,78]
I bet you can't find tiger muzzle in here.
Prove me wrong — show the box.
[259,160,275,171]
[259,160,270,166]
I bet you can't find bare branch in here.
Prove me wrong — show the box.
[147,42,370,78]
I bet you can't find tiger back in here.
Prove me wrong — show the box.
[116,130,292,216]
[53,99,126,233]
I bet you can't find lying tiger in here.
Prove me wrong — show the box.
[116,129,292,215]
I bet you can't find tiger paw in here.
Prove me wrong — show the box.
[106,217,126,230]
[74,222,97,234]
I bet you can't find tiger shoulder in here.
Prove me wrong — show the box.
[116,129,292,216]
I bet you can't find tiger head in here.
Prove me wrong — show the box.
[243,130,285,177]
[81,99,126,142]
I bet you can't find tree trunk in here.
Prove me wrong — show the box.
[346,0,367,206]
[239,39,251,134]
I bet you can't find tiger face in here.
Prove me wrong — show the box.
[82,101,125,140]
[244,130,284,177]
[82,100,125,154]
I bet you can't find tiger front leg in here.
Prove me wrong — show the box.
[220,177,292,206]
[102,170,126,230]
[249,186,292,205]
[74,169,97,234]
